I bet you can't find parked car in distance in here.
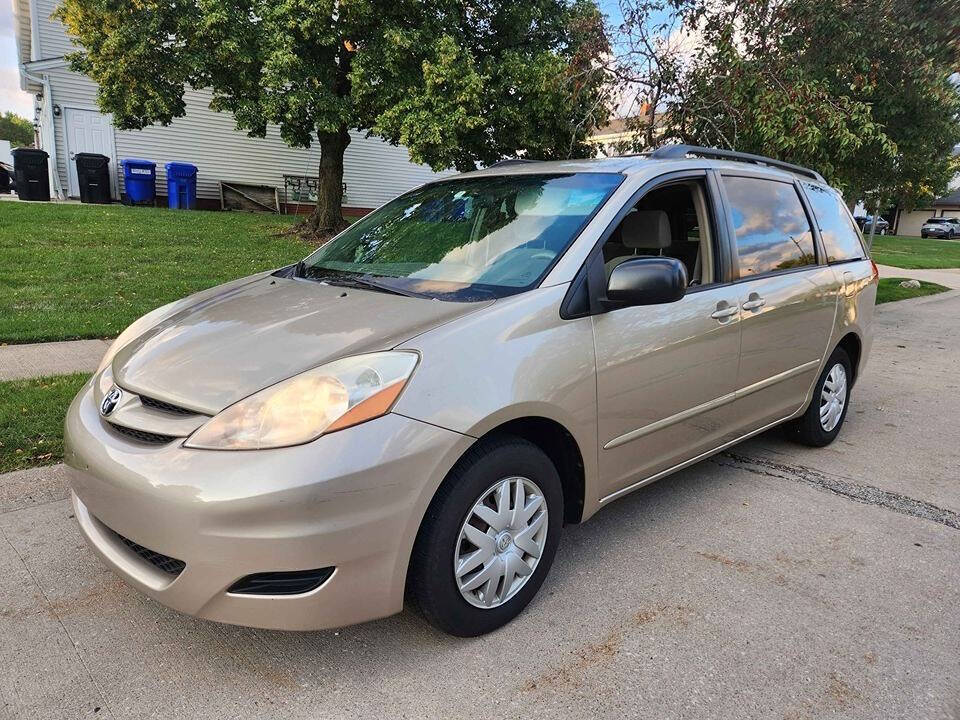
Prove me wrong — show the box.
[921,217,960,239]
[64,145,877,637]
[854,214,889,235]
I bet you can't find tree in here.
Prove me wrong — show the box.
[610,0,960,208]
[57,0,609,237]
[0,112,34,148]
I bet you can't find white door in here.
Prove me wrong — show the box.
[64,108,118,199]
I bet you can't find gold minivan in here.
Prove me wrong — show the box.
[64,145,877,636]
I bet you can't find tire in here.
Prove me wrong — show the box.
[407,435,564,636]
[787,347,852,447]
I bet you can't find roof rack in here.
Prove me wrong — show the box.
[649,144,825,183]
[488,158,538,168]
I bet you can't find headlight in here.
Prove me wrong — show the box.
[184,352,419,450]
[97,301,179,372]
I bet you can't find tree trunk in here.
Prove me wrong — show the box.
[307,126,351,239]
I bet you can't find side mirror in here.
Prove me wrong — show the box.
[605,257,687,308]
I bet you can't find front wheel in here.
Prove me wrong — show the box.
[407,436,563,636]
[787,347,852,447]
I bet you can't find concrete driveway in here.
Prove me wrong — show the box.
[2,292,959,720]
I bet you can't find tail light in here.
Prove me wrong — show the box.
[870,259,879,282]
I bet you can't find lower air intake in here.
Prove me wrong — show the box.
[109,528,186,576]
[227,567,335,596]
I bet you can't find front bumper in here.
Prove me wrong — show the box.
[64,379,473,630]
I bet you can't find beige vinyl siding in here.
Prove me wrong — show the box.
[44,67,449,206]
[34,0,76,60]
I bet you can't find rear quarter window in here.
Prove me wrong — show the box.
[802,183,867,263]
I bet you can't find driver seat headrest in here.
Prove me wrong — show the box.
[621,210,672,249]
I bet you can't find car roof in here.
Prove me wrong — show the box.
[453,148,825,186]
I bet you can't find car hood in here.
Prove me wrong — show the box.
[113,275,491,415]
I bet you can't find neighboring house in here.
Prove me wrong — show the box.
[587,117,642,156]
[12,0,446,211]
[890,146,960,236]
[587,107,666,157]
[893,187,960,237]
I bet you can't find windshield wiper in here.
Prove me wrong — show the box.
[344,275,424,298]
[297,265,420,298]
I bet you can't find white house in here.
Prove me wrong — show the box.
[11,0,447,212]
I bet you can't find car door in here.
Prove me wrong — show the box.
[592,172,743,501]
[717,173,840,433]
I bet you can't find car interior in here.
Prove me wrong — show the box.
[602,181,715,287]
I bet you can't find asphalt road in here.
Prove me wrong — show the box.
[2,291,959,720]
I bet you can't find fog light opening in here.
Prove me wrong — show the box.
[227,567,335,596]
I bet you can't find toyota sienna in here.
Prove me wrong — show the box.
[64,145,877,636]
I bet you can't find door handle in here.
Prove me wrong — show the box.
[711,304,738,320]
[742,294,765,311]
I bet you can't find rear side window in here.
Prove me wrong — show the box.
[723,176,816,277]
[803,183,866,263]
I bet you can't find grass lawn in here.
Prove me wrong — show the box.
[869,234,960,269]
[1,202,307,343]
[876,277,950,304]
[0,372,89,473]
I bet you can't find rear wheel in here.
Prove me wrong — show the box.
[407,436,563,636]
[787,347,852,447]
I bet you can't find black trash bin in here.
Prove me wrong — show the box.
[12,148,50,201]
[75,153,112,204]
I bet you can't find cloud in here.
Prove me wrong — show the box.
[2,3,34,117]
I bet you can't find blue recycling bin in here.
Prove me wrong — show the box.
[121,158,156,204]
[165,161,198,210]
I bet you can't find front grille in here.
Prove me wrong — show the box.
[139,394,196,416]
[108,527,186,576]
[228,568,335,596]
[107,422,177,445]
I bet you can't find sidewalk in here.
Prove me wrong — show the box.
[875,263,960,289]
[0,339,109,381]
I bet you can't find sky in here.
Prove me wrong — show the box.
[1,0,33,117]
[0,0,631,120]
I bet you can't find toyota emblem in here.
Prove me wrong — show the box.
[100,386,122,416]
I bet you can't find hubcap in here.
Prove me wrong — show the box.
[819,363,847,432]
[454,476,548,609]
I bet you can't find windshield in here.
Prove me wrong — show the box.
[298,173,623,301]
